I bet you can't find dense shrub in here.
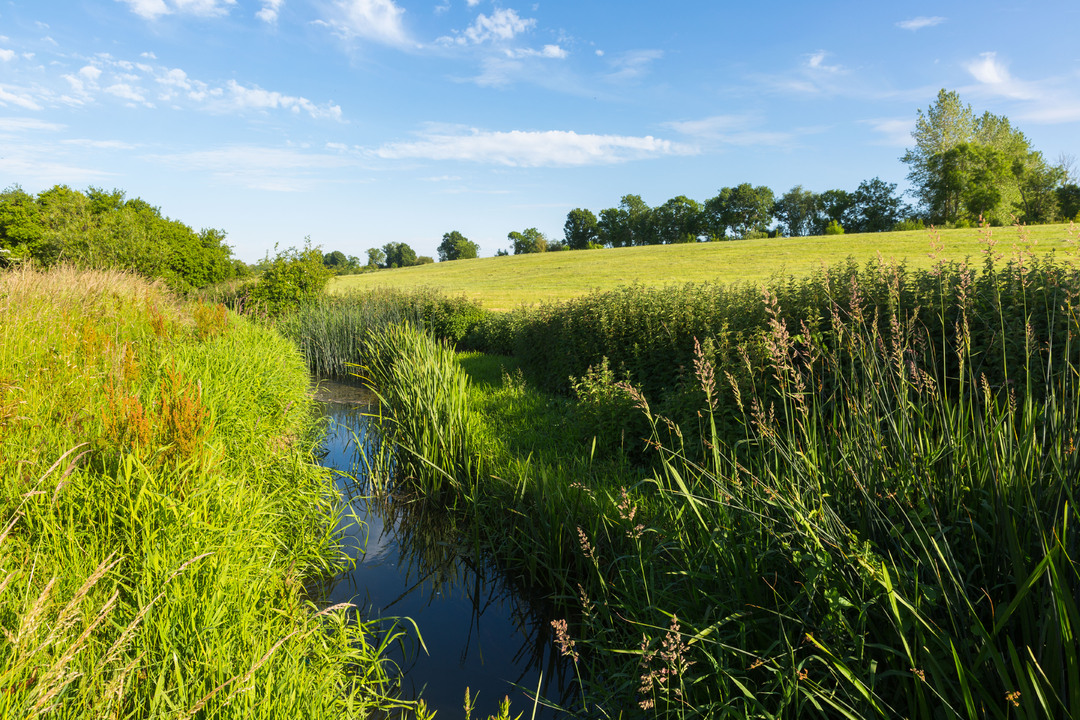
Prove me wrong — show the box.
[248,244,333,317]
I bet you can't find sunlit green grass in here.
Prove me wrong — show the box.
[332,222,1080,309]
[0,266,402,718]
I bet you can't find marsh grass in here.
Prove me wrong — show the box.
[0,265,403,718]
[353,227,1080,717]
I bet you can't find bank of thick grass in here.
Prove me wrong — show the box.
[332,222,1079,310]
[353,239,1080,717]
[0,266,401,718]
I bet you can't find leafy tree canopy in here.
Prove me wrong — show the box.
[438,231,479,261]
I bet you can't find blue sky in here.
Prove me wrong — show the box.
[1,1,1078,262]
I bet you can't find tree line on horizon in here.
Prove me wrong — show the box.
[352,89,1078,266]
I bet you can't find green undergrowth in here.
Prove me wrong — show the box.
[0,266,403,718]
[355,250,1080,717]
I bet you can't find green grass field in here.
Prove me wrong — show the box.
[332,222,1080,309]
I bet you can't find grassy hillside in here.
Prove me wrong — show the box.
[332,222,1080,309]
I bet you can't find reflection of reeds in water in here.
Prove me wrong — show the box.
[326,409,576,711]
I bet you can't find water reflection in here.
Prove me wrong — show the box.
[315,384,573,718]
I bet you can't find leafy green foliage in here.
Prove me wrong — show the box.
[438,230,479,261]
[563,207,599,249]
[247,243,332,316]
[0,184,238,290]
[508,227,548,254]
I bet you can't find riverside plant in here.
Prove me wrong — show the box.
[0,266,406,718]
[352,231,1080,717]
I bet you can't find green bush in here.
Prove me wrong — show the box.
[248,244,332,317]
[824,219,845,234]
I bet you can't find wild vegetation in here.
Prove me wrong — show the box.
[0,185,244,291]
[284,221,1080,717]
[0,266,404,718]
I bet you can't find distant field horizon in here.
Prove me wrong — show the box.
[332,223,1080,309]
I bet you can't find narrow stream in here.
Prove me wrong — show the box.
[313,378,574,718]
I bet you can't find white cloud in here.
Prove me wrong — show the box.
[864,118,913,146]
[964,52,1035,100]
[224,80,343,120]
[150,145,359,191]
[505,44,566,59]
[0,49,15,62]
[664,115,801,147]
[441,7,534,46]
[324,0,410,47]
[105,82,151,105]
[373,126,695,167]
[118,0,236,19]
[466,0,480,6]
[806,50,843,74]
[604,49,663,82]
[0,85,43,110]
[257,0,284,23]
[0,117,64,133]
[897,16,946,31]
[62,138,139,150]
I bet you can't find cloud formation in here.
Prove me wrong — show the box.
[118,0,237,20]
[256,0,284,23]
[664,114,802,148]
[897,16,946,31]
[322,0,410,47]
[373,126,694,167]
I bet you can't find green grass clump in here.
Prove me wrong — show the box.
[0,266,402,718]
[332,222,1080,309]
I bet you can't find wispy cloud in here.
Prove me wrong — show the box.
[222,80,342,120]
[0,117,65,134]
[118,0,237,20]
[0,49,15,62]
[256,0,284,23]
[0,84,44,111]
[149,145,361,191]
[863,118,913,146]
[964,52,1037,100]
[603,49,663,83]
[962,51,1080,124]
[373,125,695,167]
[320,0,411,47]
[62,138,139,150]
[805,50,843,74]
[451,8,535,45]
[897,16,946,31]
[663,114,805,148]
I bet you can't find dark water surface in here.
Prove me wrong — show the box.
[314,378,573,718]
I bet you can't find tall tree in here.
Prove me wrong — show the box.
[653,195,704,243]
[366,247,386,268]
[773,186,819,237]
[848,178,908,232]
[438,231,478,261]
[597,206,631,247]
[705,183,775,239]
[382,241,417,268]
[563,208,599,249]
[813,189,855,234]
[509,227,548,254]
